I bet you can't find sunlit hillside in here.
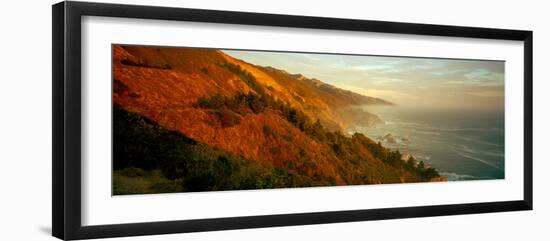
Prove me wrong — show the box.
[112,45,443,194]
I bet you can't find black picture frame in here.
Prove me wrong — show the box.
[52,1,533,240]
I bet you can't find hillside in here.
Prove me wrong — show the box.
[112,45,443,194]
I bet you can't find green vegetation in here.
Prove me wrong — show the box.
[200,67,209,75]
[213,108,242,128]
[113,79,129,95]
[113,168,184,195]
[210,62,322,135]
[113,106,328,194]
[195,64,441,182]
[114,62,441,194]
[199,62,330,140]
[195,92,325,140]
[195,92,440,183]
[352,134,440,180]
[219,62,266,95]
[121,58,172,70]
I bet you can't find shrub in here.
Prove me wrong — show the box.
[215,108,241,128]
[117,167,146,177]
[113,79,129,95]
[200,67,209,75]
[219,62,265,95]
[263,125,274,136]
[121,58,172,70]
[113,106,330,193]
[195,94,226,109]
[195,91,321,141]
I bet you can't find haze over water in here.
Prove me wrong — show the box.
[226,49,505,181]
[354,106,505,181]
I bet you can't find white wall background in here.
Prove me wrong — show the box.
[0,0,547,240]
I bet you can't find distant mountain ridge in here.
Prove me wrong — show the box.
[266,68,392,106]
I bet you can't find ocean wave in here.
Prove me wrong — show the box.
[413,153,431,161]
[384,121,421,126]
[424,126,504,133]
[440,172,498,181]
[440,172,476,181]
[412,129,441,135]
[452,143,504,158]
[384,120,503,133]
[453,150,503,171]
[453,135,503,147]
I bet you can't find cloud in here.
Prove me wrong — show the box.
[467,91,504,98]
[351,64,394,71]
[222,49,505,110]
[336,84,416,102]
[464,69,504,82]
[431,69,467,76]
[373,77,407,85]
[445,79,503,87]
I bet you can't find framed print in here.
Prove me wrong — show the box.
[52,1,533,240]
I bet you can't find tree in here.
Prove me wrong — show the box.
[405,156,416,170]
[417,160,425,169]
[310,119,325,140]
[423,168,440,179]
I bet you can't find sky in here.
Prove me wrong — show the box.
[224,49,505,111]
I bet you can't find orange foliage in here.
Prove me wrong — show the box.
[112,45,427,185]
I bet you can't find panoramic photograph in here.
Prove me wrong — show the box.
[111,45,505,195]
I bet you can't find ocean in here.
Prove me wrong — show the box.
[352,106,505,181]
